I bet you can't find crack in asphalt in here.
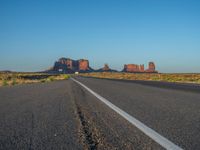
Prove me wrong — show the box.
[76,105,99,150]
[70,82,99,150]
[69,82,116,150]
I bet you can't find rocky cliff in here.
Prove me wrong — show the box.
[123,64,144,72]
[52,58,93,73]
[50,57,158,73]
[145,62,157,73]
[123,62,157,73]
[78,59,90,71]
[96,64,118,72]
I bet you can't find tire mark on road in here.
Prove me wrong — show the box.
[29,113,34,150]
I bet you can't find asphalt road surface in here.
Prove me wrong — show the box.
[0,77,200,150]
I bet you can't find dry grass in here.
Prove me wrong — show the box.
[0,73,70,87]
[80,72,200,84]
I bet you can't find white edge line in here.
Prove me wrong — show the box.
[71,78,183,150]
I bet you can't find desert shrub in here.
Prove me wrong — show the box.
[41,79,46,83]
[11,78,17,85]
[47,76,54,82]
[3,80,8,86]
[63,74,70,79]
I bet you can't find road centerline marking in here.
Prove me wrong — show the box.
[71,78,183,150]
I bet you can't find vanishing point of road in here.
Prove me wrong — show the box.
[0,76,200,150]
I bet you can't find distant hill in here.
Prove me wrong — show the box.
[0,70,13,73]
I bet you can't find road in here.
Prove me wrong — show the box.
[0,77,200,149]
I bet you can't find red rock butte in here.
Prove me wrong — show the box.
[78,59,90,71]
[49,57,158,73]
[123,62,157,73]
[52,58,93,73]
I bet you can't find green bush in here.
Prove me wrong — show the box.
[3,80,8,86]
[11,78,17,85]
[41,79,46,83]
[63,74,70,79]
[47,76,54,82]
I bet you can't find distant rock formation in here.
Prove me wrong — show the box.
[145,62,157,73]
[96,64,117,72]
[123,62,157,73]
[78,59,90,71]
[102,64,110,71]
[123,64,144,72]
[48,57,158,73]
[52,58,93,73]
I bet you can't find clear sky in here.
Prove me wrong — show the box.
[0,0,200,73]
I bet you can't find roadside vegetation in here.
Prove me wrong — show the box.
[80,72,200,84]
[0,73,70,87]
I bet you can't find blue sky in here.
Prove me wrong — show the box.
[0,0,200,73]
